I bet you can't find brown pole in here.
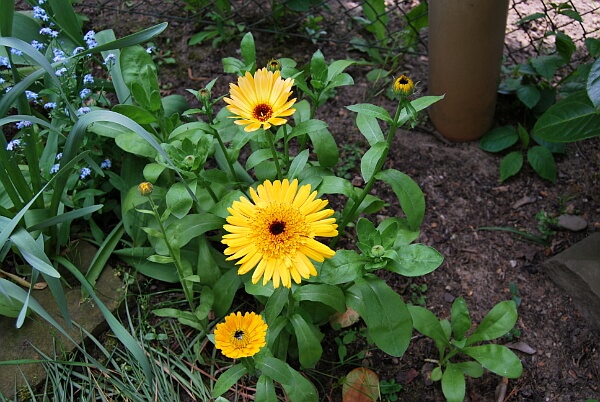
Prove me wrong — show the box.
[428,0,510,142]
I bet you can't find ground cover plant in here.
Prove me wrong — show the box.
[2,0,600,401]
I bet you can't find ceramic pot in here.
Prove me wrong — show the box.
[428,0,510,142]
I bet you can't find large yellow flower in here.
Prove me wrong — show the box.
[222,179,338,288]
[224,68,296,132]
[214,311,268,359]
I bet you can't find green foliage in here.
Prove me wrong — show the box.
[486,5,600,183]
[409,297,523,402]
[380,378,403,401]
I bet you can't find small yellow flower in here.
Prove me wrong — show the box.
[222,179,338,288]
[137,182,154,197]
[223,68,296,132]
[393,74,415,97]
[214,311,268,359]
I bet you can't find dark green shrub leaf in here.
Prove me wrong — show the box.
[451,297,471,341]
[480,126,518,152]
[516,84,541,109]
[375,169,425,230]
[587,57,600,109]
[289,314,322,368]
[533,91,600,142]
[527,146,556,183]
[212,364,248,397]
[500,152,523,182]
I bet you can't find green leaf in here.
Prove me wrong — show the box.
[240,32,255,67]
[347,275,412,356]
[165,213,225,249]
[212,364,248,397]
[385,244,443,277]
[361,142,387,183]
[166,181,195,219]
[375,169,425,230]
[479,126,518,153]
[308,128,339,168]
[115,131,159,158]
[255,356,294,385]
[212,269,242,317]
[293,284,346,312]
[287,149,309,180]
[517,124,530,149]
[397,95,445,126]
[499,151,523,182]
[264,287,289,326]
[555,31,576,62]
[317,176,356,199]
[246,149,273,171]
[467,301,518,345]
[290,314,322,368]
[356,113,385,146]
[255,375,276,401]
[587,57,600,109]
[310,49,328,87]
[531,54,565,80]
[9,229,59,278]
[441,363,466,402]
[451,297,471,340]
[318,250,367,285]
[533,91,600,142]
[112,104,157,124]
[516,84,541,109]
[287,119,329,141]
[462,344,523,378]
[347,103,392,123]
[407,305,450,346]
[280,365,319,401]
[527,146,556,183]
[326,60,355,84]
[454,361,484,378]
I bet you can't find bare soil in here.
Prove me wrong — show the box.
[76,0,600,401]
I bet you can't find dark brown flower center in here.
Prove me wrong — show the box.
[269,221,286,235]
[253,103,273,122]
[234,330,245,340]
[398,76,409,85]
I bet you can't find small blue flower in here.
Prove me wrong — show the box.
[38,0,46,4]
[0,56,11,68]
[55,67,68,76]
[39,27,59,37]
[15,121,32,130]
[100,158,112,169]
[10,48,23,56]
[83,74,94,84]
[5,86,13,93]
[0,78,5,84]
[56,152,62,160]
[30,40,45,51]
[44,102,57,109]
[79,88,92,99]
[72,46,85,55]
[146,46,156,54]
[25,90,38,101]
[76,106,91,116]
[33,6,49,21]
[6,139,21,150]
[104,53,116,65]
[79,167,91,179]
[50,163,60,174]
[52,48,66,63]
[83,31,97,49]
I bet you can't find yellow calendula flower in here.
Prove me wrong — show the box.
[222,179,338,288]
[393,74,415,97]
[214,312,268,359]
[224,67,296,132]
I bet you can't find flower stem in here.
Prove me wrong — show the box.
[330,101,405,248]
[265,129,283,180]
[147,196,196,310]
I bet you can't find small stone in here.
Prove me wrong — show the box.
[557,214,588,232]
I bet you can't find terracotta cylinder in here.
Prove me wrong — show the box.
[428,0,509,142]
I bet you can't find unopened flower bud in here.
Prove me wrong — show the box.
[138,182,153,196]
[267,58,281,72]
[393,74,415,97]
[198,88,211,102]
[371,245,385,258]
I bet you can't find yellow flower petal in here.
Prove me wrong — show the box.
[214,312,268,359]
[221,179,337,288]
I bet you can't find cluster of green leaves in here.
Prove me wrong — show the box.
[482,4,600,182]
[409,297,523,402]
[187,0,245,47]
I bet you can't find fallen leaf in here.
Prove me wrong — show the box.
[506,341,536,354]
[330,307,360,329]
[342,367,380,402]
